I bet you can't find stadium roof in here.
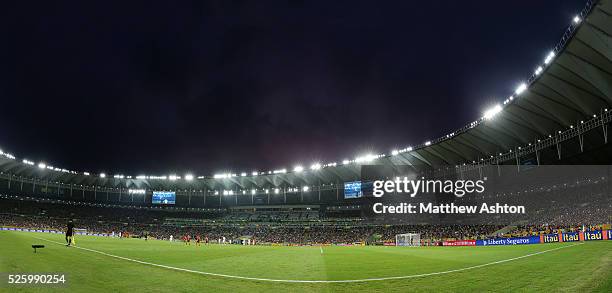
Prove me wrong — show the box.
[0,0,610,191]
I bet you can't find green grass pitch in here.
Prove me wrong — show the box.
[1,231,610,292]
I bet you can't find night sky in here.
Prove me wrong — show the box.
[0,0,586,175]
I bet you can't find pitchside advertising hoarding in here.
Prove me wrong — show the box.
[541,234,561,243]
[442,240,476,246]
[476,236,541,246]
[561,232,581,242]
[583,230,605,241]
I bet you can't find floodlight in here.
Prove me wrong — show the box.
[483,104,503,120]
[355,154,376,163]
[535,66,543,75]
[544,51,555,64]
[515,83,528,95]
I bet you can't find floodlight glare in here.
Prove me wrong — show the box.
[302,186,309,192]
[515,83,528,95]
[100,173,106,178]
[483,104,503,120]
[293,166,304,172]
[544,51,555,64]
[185,174,194,181]
[391,150,399,156]
[573,15,581,23]
[355,154,376,163]
[535,66,543,75]
[38,163,46,169]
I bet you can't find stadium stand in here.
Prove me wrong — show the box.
[0,0,610,246]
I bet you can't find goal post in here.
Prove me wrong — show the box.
[395,233,421,247]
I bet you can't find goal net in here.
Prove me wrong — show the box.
[395,233,421,247]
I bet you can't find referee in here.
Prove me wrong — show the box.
[65,220,74,246]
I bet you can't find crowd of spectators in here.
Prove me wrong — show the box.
[1,194,608,245]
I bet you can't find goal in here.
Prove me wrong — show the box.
[395,233,421,247]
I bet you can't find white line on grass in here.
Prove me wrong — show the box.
[32,236,583,283]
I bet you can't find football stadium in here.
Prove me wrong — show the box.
[1,0,611,292]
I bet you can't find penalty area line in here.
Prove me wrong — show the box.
[31,236,583,283]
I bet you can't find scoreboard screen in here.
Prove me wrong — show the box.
[344,181,363,199]
[152,191,176,205]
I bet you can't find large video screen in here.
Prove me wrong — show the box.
[152,191,176,205]
[344,181,363,199]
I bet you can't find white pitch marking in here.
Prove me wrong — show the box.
[32,236,583,283]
